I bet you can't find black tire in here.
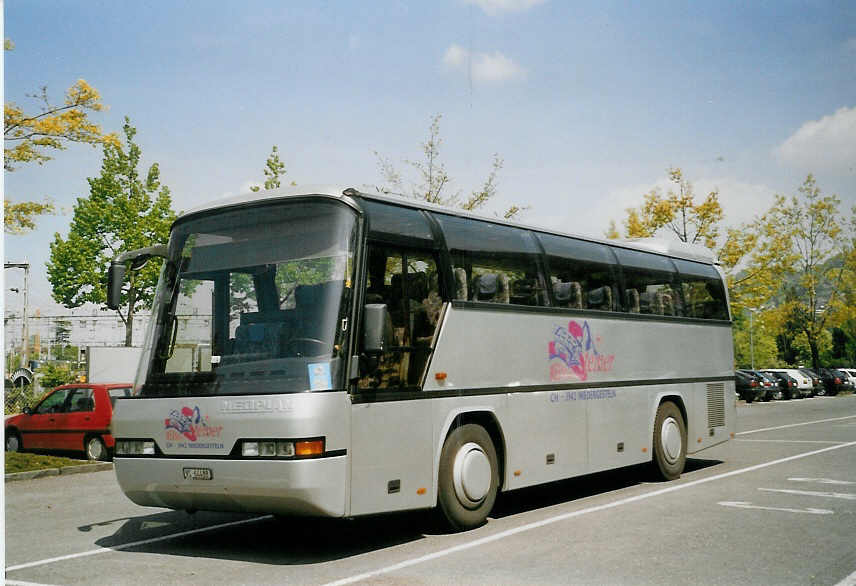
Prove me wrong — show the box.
[651,402,686,481]
[5,429,21,452]
[85,436,107,461]
[437,424,499,531]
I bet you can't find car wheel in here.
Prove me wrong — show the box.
[5,430,21,452]
[85,436,107,461]
[652,401,687,481]
[437,424,499,531]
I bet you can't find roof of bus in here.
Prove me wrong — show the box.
[178,184,718,265]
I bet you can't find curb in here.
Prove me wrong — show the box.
[5,462,113,482]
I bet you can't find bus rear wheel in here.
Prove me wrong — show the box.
[652,402,686,481]
[437,424,499,531]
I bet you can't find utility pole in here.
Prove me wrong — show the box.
[5,263,30,364]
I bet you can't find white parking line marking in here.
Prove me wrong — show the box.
[320,440,856,586]
[789,478,855,485]
[718,501,833,515]
[736,414,856,436]
[736,439,846,444]
[5,515,272,573]
[758,488,856,500]
[5,580,62,586]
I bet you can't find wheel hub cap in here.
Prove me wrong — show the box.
[452,442,491,506]
[661,417,682,464]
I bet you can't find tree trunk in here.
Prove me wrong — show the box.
[808,332,820,371]
[124,272,137,347]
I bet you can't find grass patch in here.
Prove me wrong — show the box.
[5,452,89,474]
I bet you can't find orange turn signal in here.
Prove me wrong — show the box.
[417,487,426,495]
[295,440,324,457]
[435,372,447,381]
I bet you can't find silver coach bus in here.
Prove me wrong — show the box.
[107,185,735,530]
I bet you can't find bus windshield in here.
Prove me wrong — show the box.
[137,200,358,397]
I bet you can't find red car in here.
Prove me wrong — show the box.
[4,383,132,461]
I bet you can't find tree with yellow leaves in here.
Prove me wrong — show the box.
[4,40,118,233]
[607,168,723,247]
[745,176,854,369]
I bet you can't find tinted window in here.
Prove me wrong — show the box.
[360,245,441,390]
[435,214,546,307]
[67,388,95,412]
[361,199,434,243]
[539,234,617,311]
[614,248,680,316]
[673,258,729,320]
[34,389,69,414]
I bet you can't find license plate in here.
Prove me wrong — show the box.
[182,467,213,480]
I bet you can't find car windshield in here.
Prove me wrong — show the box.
[137,200,358,397]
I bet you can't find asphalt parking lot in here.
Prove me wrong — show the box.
[5,395,856,586]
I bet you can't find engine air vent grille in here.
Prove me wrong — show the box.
[707,383,726,428]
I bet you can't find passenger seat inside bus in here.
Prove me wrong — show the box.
[625,288,640,313]
[553,281,583,309]
[588,285,613,311]
[472,273,509,303]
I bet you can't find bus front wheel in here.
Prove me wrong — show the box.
[652,402,686,481]
[438,424,499,531]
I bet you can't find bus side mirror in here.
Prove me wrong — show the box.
[363,304,393,355]
[107,262,126,310]
[106,244,169,310]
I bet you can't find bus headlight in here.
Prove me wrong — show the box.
[239,439,320,458]
[115,440,155,456]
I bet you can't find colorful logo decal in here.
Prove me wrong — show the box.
[548,320,615,382]
[165,406,223,443]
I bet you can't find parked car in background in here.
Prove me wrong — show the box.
[761,370,798,400]
[4,383,132,460]
[798,368,824,397]
[747,370,780,401]
[735,370,764,403]
[765,368,813,398]
[816,368,847,396]
[835,368,856,390]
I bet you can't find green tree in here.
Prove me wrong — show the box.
[745,175,854,369]
[375,113,523,219]
[37,362,76,390]
[249,145,294,192]
[47,117,176,346]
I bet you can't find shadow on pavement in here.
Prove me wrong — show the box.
[92,457,723,565]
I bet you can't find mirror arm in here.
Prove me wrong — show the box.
[107,244,169,310]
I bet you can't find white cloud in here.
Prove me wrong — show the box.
[464,0,546,16]
[442,44,525,83]
[774,106,856,175]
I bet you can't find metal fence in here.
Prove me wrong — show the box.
[4,384,40,415]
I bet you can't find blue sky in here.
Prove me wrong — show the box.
[4,0,855,315]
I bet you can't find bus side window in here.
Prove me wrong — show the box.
[613,248,681,316]
[672,259,729,320]
[359,244,441,390]
[434,214,547,307]
[538,234,617,311]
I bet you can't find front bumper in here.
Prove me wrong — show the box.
[114,455,347,517]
